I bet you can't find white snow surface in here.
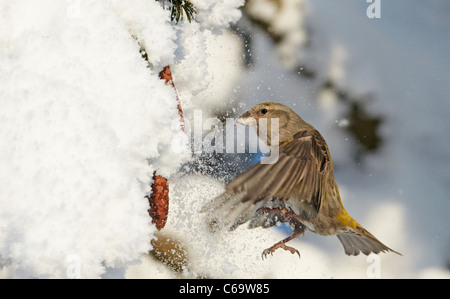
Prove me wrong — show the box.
[0,0,243,278]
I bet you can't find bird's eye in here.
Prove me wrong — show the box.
[261,109,268,114]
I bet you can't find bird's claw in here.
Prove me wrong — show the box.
[261,249,273,260]
[261,244,301,260]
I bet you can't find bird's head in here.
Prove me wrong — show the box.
[236,102,312,146]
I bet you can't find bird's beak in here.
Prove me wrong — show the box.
[235,111,256,127]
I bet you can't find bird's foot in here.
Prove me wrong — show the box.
[261,242,300,259]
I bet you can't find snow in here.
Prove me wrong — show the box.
[1,0,449,279]
[191,0,244,32]
[0,0,243,278]
[136,174,338,279]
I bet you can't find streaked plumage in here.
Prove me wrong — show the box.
[202,102,400,258]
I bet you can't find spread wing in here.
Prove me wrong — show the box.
[202,129,335,230]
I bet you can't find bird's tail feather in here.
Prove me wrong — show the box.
[337,226,401,256]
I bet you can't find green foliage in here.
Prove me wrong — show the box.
[156,0,197,24]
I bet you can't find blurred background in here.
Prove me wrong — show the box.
[130,0,450,278]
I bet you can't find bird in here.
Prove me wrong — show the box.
[202,102,401,259]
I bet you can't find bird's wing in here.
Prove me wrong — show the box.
[202,129,334,229]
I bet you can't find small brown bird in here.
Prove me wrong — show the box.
[202,102,400,258]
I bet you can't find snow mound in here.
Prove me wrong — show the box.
[0,0,185,278]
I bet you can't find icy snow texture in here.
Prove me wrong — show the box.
[144,175,336,279]
[172,0,245,116]
[191,0,245,32]
[0,0,244,278]
[110,0,177,70]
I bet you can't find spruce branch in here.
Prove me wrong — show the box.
[156,0,197,24]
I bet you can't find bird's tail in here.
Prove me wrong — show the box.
[337,224,402,256]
